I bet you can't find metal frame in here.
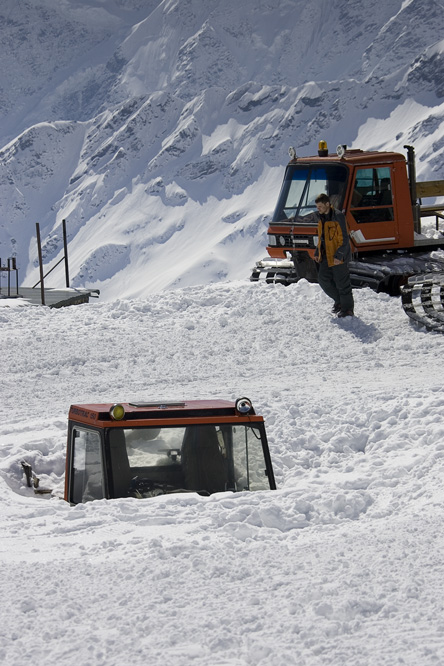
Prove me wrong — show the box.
[33,219,70,305]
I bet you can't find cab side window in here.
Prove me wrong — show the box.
[351,167,394,224]
[71,428,104,503]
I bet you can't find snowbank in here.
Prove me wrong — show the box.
[1,280,444,664]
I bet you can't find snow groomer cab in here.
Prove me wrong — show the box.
[65,398,276,504]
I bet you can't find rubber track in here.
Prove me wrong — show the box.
[401,273,444,332]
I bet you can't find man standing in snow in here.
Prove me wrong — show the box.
[313,193,354,317]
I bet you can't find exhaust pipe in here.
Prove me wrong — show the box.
[404,145,421,234]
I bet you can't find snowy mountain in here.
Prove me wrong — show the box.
[0,0,444,300]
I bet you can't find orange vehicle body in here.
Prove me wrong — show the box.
[259,143,444,292]
[65,399,276,503]
[267,149,415,259]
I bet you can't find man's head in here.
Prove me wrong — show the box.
[315,193,331,215]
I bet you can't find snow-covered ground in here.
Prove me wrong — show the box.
[1,279,444,665]
[1,1,444,663]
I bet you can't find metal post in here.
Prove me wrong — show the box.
[11,257,18,296]
[62,219,70,288]
[36,223,45,306]
[404,145,421,234]
[14,258,18,296]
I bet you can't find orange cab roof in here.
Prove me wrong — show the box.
[289,149,406,167]
[68,399,262,427]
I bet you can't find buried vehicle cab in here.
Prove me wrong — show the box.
[65,398,276,504]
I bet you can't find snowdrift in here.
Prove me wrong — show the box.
[1,280,444,664]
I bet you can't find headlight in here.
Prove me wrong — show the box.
[109,403,125,420]
[235,397,253,414]
[267,234,277,246]
[336,144,347,158]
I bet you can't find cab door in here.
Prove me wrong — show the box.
[348,166,398,247]
[67,425,106,503]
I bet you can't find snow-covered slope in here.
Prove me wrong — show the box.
[1,281,444,664]
[0,0,444,300]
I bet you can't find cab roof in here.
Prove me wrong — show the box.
[288,148,406,167]
[68,399,262,428]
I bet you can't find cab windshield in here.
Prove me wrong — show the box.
[108,423,271,498]
[273,164,348,221]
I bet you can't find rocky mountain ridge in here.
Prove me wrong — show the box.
[0,0,443,299]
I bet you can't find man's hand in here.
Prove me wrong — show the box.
[333,258,342,265]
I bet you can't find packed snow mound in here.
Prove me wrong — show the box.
[0,0,444,300]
